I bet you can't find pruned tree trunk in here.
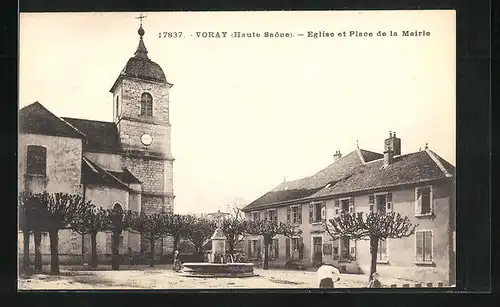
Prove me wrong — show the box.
[81,234,85,265]
[22,230,30,269]
[111,231,120,270]
[369,236,379,281]
[173,235,179,254]
[228,239,235,256]
[263,242,269,270]
[91,232,98,268]
[149,238,155,267]
[48,230,60,275]
[34,230,42,273]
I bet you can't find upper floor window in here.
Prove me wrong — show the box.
[140,92,153,117]
[265,209,277,223]
[369,193,393,213]
[334,197,355,215]
[415,186,433,216]
[26,145,47,176]
[287,206,302,224]
[309,202,325,223]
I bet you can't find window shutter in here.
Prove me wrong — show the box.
[415,232,423,261]
[275,239,279,259]
[415,189,422,215]
[369,195,375,212]
[386,193,393,212]
[298,237,304,259]
[309,204,313,223]
[349,239,356,258]
[424,231,433,261]
[256,239,261,255]
[334,199,340,215]
[285,238,290,259]
[287,207,291,223]
[321,203,326,222]
[349,197,355,213]
[264,210,269,221]
[247,240,252,256]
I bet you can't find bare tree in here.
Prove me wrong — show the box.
[165,214,190,255]
[324,211,417,281]
[129,212,169,267]
[185,215,217,257]
[220,205,248,256]
[246,219,282,270]
[31,192,92,275]
[104,205,134,270]
[70,206,108,268]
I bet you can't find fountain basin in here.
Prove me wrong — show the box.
[181,262,257,278]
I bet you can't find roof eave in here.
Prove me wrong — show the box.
[243,176,453,212]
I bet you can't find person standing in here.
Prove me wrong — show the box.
[367,272,382,288]
[173,250,182,272]
[317,261,341,288]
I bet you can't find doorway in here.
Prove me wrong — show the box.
[313,236,323,267]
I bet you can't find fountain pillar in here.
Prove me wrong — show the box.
[211,228,226,263]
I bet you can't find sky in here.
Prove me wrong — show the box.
[19,11,456,214]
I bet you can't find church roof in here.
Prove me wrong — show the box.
[108,169,142,184]
[62,118,121,154]
[82,156,131,191]
[242,148,454,211]
[19,102,86,139]
[110,26,169,92]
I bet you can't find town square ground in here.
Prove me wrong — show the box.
[18,265,429,290]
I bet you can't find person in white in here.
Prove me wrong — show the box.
[317,260,341,288]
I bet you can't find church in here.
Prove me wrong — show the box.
[18,22,175,263]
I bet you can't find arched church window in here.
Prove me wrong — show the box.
[140,92,153,117]
[115,96,119,118]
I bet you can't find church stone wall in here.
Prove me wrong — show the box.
[19,133,83,195]
[85,184,130,210]
[84,152,123,171]
[121,78,170,123]
[118,120,171,156]
[122,157,165,194]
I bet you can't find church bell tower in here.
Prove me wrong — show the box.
[109,16,175,214]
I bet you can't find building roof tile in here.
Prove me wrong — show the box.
[242,148,455,211]
[19,102,86,139]
[82,156,131,191]
[62,117,121,154]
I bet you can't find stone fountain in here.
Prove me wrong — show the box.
[180,213,256,278]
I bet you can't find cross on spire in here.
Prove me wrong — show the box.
[135,12,147,27]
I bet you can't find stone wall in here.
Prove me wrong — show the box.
[84,152,123,171]
[18,133,83,195]
[119,78,170,123]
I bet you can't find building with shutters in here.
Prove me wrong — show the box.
[242,132,456,284]
[18,23,175,264]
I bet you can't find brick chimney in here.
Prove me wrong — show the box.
[334,150,342,162]
[383,131,401,167]
[384,131,401,156]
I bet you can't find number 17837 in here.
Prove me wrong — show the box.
[158,32,183,38]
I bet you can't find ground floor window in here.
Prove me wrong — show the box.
[268,238,279,260]
[377,239,388,262]
[247,239,261,260]
[415,230,433,263]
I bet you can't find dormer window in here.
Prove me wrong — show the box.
[140,92,153,117]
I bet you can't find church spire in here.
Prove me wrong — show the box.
[134,13,149,59]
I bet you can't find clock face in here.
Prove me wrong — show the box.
[141,133,153,146]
